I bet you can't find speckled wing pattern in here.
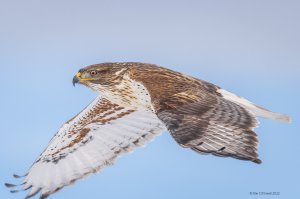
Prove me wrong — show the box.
[7,96,165,199]
[156,84,261,164]
[128,64,290,164]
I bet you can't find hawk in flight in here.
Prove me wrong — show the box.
[6,62,290,198]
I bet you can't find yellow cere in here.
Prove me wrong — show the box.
[76,72,95,81]
[76,72,81,78]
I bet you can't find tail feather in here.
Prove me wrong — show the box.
[218,89,291,123]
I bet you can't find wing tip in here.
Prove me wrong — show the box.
[40,194,50,199]
[25,187,42,199]
[4,183,17,188]
[276,114,292,124]
[5,181,26,189]
[218,89,292,124]
[253,158,262,164]
[13,173,28,178]
[264,112,292,123]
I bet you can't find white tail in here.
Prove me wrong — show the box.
[218,89,291,123]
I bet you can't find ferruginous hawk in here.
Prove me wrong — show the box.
[6,62,291,198]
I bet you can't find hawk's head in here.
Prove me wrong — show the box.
[73,63,129,89]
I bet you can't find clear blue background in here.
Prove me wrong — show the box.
[1,0,299,199]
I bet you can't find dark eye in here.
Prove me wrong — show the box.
[90,70,97,75]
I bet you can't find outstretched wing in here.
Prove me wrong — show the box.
[156,88,262,164]
[7,96,165,198]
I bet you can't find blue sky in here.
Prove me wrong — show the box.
[1,0,299,199]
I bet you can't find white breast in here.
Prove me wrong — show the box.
[88,75,154,111]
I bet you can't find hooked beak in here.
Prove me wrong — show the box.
[72,72,95,86]
[72,72,81,86]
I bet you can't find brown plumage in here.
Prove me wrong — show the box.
[6,62,290,199]
[77,62,289,163]
[129,63,260,162]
